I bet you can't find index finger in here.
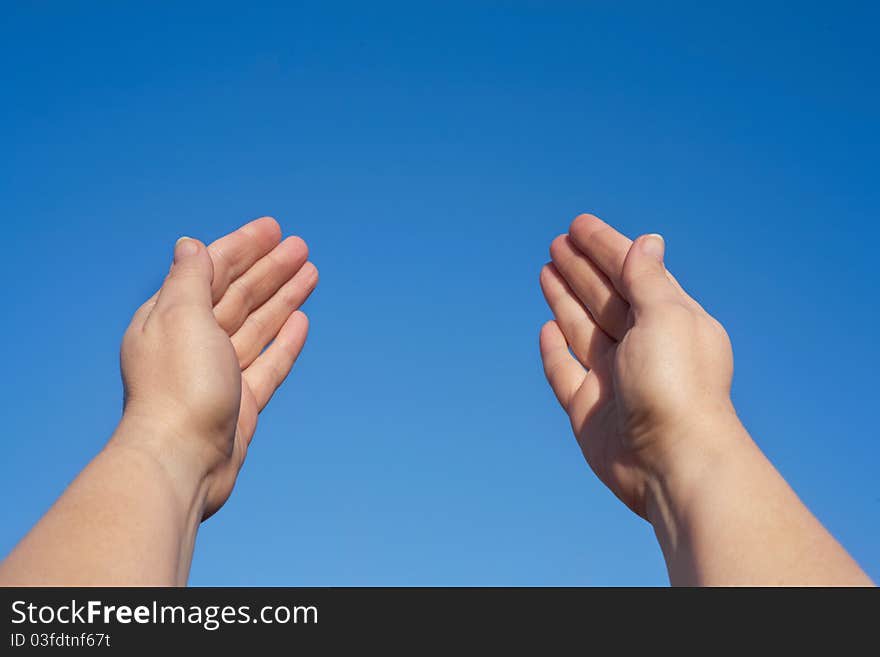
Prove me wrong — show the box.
[567,214,633,296]
[207,216,282,302]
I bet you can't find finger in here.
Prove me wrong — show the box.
[207,216,282,303]
[567,213,633,296]
[569,214,698,311]
[154,237,214,311]
[231,262,318,368]
[242,311,309,412]
[540,264,615,369]
[549,234,630,341]
[621,234,678,311]
[213,236,309,334]
[539,320,588,412]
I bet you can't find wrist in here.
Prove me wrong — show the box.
[643,408,751,546]
[107,412,213,522]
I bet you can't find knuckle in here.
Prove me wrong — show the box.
[228,279,255,313]
[264,247,283,271]
[208,244,233,289]
[246,310,269,337]
[271,360,290,386]
[281,287,301,309]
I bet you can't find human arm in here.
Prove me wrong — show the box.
[539,214,872,585]
[0,217,317,585]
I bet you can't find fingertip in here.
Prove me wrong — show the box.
[620,233,676,309]
[172,238,214,283]
[158,236,214,311]
[569,213,603,239]
[539,262,566,300]
[287,311,310,351]
[543,261,561,277]
[174,236,203,260]
[257,215,282,234]
[549,234,568,261]
[270,236,310,275]
[539,262,553,284]
[539,319,564,350]
[281,234,309,257]
[303,261,319,287]
[291,308,308,326]
[635,233,665,263]
[281,310,310,342]
[248,216,283,246]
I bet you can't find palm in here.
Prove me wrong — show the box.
[540,215,673,518]
[567,335,653,517]
[199,217,317,515]
[237,383,259,447]
[204,380,258,516]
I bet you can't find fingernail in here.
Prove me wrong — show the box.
[641,233,665,261]
[174,236,198,260]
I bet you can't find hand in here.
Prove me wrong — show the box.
[539,214,735,518]
[118,217,318,517]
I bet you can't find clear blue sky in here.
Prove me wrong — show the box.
[1,2,877,585]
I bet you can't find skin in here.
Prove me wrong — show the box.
[539,214,873,585]
[0,212,870,586]
[0,217,317,585]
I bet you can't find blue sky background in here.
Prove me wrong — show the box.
[1,2,877,585]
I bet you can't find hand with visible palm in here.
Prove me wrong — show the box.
[119,217,319,517]
[539,215,735,518]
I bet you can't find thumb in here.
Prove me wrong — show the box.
[156,237,214,310]
[621,233,676,311]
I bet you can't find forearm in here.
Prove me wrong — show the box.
[645,414,872,586]
[0,419,208,586]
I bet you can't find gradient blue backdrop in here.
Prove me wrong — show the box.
[2,2,877,585]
